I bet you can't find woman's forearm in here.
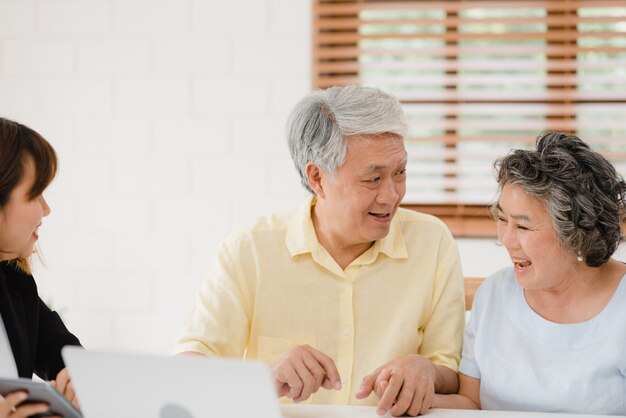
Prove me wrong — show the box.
[432,393,480,410]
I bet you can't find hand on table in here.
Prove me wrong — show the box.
[272,345,342,403]
[50,367,80,410]
[356,354,436,417]
[0,391,54,418]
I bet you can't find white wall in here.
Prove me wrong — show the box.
[1,0,623,355]
[0,0,310,354]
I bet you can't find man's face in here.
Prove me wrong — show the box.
[317,133,407,247]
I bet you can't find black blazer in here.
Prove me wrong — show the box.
[0,261,81,380]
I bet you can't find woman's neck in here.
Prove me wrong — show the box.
[524,259,626,324]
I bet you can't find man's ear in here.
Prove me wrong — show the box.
[305,162,325,199]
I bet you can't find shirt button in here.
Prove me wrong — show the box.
[341,379,347,386]
[344,281,350,288]
[343,328,350,336]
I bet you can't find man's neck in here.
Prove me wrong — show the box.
[311,203,373,270]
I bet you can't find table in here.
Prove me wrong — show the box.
[281,404,623,418]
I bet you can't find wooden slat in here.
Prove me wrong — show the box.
[403,203,496,237]
[395,91,626,102]
[464,277,485,310]
[314,0,626,237]
[316,31,626,44]
[315,60,626,73]
[318,15,626,30]
[317,1,626,14]
[321,74,626,86]
[317,45,626,59]
[386,119,626,130]
[406,135,626,145]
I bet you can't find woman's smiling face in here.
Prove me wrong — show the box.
[0,157,51,261]
[495,183,578,290]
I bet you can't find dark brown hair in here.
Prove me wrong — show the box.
[0,117,57,206]
[0,117,58,270]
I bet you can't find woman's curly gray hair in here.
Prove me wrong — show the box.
[492,131,626,267]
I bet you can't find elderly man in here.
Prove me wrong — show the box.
[173,85,465,417]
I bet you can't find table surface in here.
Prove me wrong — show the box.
[281,404,623,418]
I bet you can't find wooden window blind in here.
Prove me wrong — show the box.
[313,0,626,237]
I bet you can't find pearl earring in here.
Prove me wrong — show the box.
[577,251,583,262]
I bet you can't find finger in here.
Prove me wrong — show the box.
[377,373,403,416]
[309,349,341,390]
[0,392,28,414]
[374,368,392,399]
[356,366,383,399]
[273,375,284,396]
[54,368,70,394]
[292,355,317,402]
[275,382,291,398]
[355,373,375,399]
[64,381,77,407]
[418,383,434,416]
[274,364,302,400]
[72,395,81,411]
[390,379,416,417]
[301,351,326,391]
[13,403,49,418]
[321,375,334,390]
[377,378,390,399]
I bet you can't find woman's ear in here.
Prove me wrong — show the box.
[305,162,325,199]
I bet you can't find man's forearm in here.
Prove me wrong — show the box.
[433,364,459,394]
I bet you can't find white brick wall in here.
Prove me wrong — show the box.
[39,1,113,35]
[0,2,36,36]
[114,1,188,35]
[10,0,619,356]
[3,40,74,75]
[0,0,312,354]
[192,0,268,35]
[193,76,269,115]
[77,40,152,75]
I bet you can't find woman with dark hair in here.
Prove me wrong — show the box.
[0,117,81,417]
[433,131,626,414]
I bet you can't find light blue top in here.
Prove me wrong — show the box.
[460,267,626,415]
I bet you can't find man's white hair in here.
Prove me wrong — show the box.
[286,85,408,193]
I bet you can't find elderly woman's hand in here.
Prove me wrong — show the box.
[0,391,51,418]
[50,367,80,410]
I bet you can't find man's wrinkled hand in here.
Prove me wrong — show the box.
[272,344,342,403]
[356,354,436,417]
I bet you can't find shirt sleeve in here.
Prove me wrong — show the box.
[459,284,483,379]
[35,298,82,380]
[418,228,465,372]
[172,236,252,358]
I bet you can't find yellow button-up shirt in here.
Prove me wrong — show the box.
[173,197,465,405]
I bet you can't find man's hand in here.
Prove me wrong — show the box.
[355,354,436,417]
[50,367,80,410]
[272,345,342,403]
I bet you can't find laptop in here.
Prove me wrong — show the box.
[62,347,282,418]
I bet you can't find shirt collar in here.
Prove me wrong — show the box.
[285,196,408,262]
[285,195,319,257]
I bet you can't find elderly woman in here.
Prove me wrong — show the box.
[0,117,82,417]
[433,131,626,415]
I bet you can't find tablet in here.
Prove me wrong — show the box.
[0,377,82,418]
